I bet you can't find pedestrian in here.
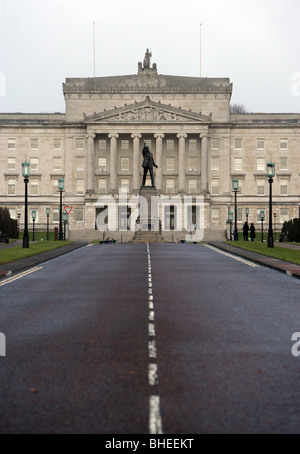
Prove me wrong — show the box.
[243,222,249,241]
[250,223,256,242]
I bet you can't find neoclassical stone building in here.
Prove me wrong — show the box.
[0,52,299,241]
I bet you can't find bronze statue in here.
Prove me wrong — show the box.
[143,48,152,69]
[142,143,158,187]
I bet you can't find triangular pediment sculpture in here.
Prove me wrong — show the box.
[83,97,212,124]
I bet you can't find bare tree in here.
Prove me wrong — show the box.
[230,103,249,114]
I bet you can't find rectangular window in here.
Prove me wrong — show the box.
[53,209,59,223]
[99,139,107,150]
[98,179,107,194]
[211,178,220,195]
[166,158,175,171]
[166,179,174,194]
[53,139,61,150]
[8,179,16,195]
[8,138,16,149]
[280,208,289,223]
[279,157,288,171]
[76,138,84,149]
[30,158,39,171]
[257,139,265,150]
[279,178,289,195]
[188,179,197,194]
[234,157,243,172]
[257,179,265,195]
[189,158,197,171]
[53,179,59,195]
[76,157,84,171]
[211,138,219,150]
[211,208,220,223]
[237,208,243,222]
[7,158,16,171]
[53,157,62,171]
[31,138,39,150]
[121,140,129,150]
[120,179,130,192]
[121,157,130,171]
[234,138,242,150]
[76,179,85,195]
[30,179,39,195]
[99,158,107,170]
[166,140,174,150]
[211,157,219,171]
[189,139,197,150]
[257,158,265,171]
[280,138,288,150]
[75,208,84,222]
[237,179,243,194]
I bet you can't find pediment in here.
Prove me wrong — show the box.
[83,97,212,124]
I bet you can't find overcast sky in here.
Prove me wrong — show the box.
[0,0,299,114]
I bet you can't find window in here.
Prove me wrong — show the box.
[98,179,107,194]
[211,178,220,195]
[279,178,289,195]
[30,158,39,171]
[237,208,243,222]
[8,179,16,195]
[189,139,197,150]
[280,138,288,150]
[211,208,220,223]
[166,179,174,194]
[234,138,242,150]
[279,157,288,171]
[257,209,266,222]
[53,179,59,194]
[75,208,84,222]
[236,179,243,194]
[257,139,265,150]
[257,179,265,195]
[31,138,39,150]
[166,158,175,171]
[30,179,39,195]
[8,138,16,149]
[121,158,130,171]
[121,140,129,150]
[188,179,197,194]
[99,139,107,150]
[211,157,219,171]
[211,138,219,150]
[166,140,174,150]
[99,158,107,170]
[76,179,85,195]
[234,158,243,172]
[76,138,84,149]
[76,157,84,171]
[7,158,16,170]
[189,158,197,171]
[53,210,59,223]
[280,209,289,223]
[53,139,61,150]
[120,179,130,192]
[53,157,62,171]
[257,158,265,172]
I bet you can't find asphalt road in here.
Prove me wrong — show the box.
[0,244,300,434]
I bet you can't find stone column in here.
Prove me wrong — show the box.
[131,133,142,193]
[108,133,119,194]
[86,134,96,193]
[154,133,165,193]
[177,133,187,193]
[200,133,209,194]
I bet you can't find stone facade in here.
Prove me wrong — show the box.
[0,53,299,241]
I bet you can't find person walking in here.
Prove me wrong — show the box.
[243,222,249,241]
[250,223,256,242]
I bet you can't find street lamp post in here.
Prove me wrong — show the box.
[228,211,233,241]
[32,210,36,242]
[232,178,239,241]
[46,207,50,241]
[267,162,275,248]
[274,213,277,243]
[22,161,31,248]
[63,212,68,240]
[245,207,249,224]
[58,178,64,241]
[260,210,265,243]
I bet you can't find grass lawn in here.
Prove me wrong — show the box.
[226,240,300,266]
[0,240,72,265]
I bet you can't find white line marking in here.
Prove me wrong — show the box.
[149,323,156,337]
[149,396,163,435]
[148,364,158,386]
[0,266,43,287]
[204,244,260,268]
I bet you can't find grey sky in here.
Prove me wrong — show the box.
[0,0,299,113]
